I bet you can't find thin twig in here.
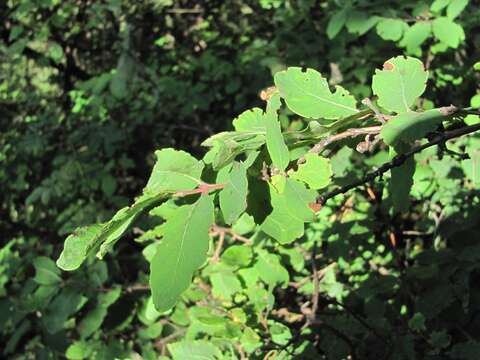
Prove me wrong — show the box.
[317,123,480,206]
[210,231,225,263]
[174,182,225,197]
[299,126,381,164]
[210,224,252,244]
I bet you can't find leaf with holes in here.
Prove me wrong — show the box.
[274,67,358,120]
[372,56,428,114]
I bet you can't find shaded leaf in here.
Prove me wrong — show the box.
[380,108,454,147]
[261,179,317,244]
[219,162,248,224]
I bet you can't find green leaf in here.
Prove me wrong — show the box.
[326,9,348,39]
[408,312,426,332]
[376,18,408,41]
[290,154,332,189]
[380,107,454,147]
[232,108,266,132]
[79,287,121,339]
[431,0,451,12]
[66,341,93,360]
[432,17,465,48]
[372,56,428,114]
[210,270,243,299]
[274,67,358,120]
[255,250,289,286]
[144,148,203,194]
[56,224,103,271]
[265,110,290,170]
[57,195,163,271]
[168,341,221,360]
[400,22,431,54]
[43,288,86,333]
[261,179,317,244]
[221,245,253,267]
[219,161,248,224]
[33,256,61,286]
[345,11,380,35]
[390,146,416,213]
[150,195,214,312]
[447,0,469,19]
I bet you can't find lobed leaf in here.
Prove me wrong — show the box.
[274,67,358,120]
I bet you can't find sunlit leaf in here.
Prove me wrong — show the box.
[372,56,428,114]
[274,67,358,120]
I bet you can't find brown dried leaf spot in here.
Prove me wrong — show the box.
[308,202,322,213]
[259,86,277,101]
[383,62,395,71]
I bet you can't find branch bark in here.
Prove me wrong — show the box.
[317,122,480,206]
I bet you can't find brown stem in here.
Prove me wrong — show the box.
[317,123,480,206]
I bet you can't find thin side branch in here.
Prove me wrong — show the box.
[299,126,381,164]
[317,123,480,206]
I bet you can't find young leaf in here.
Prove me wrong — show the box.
[219,162,248,224]
[432,17,465,48]
[372,56,428,114]
[274,67,358,120]
[265,110,290,170]
[144,148,203,194]
[150,195,214,312]
[290,154,333,189]
[261,179,317,244]
[380,107,456,147]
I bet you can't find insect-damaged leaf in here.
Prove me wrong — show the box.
[261,179,317,244]
[290,154,333,189]
[219,162,248,224]
[150,195,214,312]
[57,194,166,271]
[372,56,428,114]
[274,67,358,120]
[265,109,290,170]
[232,108,267,132]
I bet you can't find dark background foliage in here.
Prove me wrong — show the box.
[1,0,480,359]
